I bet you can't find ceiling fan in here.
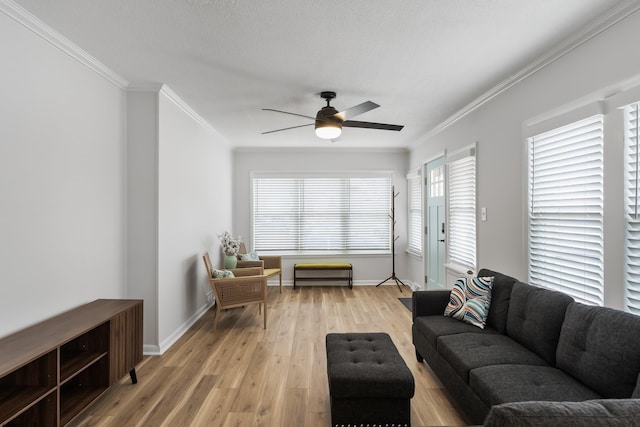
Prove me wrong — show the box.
[262,91,404,140]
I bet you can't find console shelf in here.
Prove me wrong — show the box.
[0,299,143,426]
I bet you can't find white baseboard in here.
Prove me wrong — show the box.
[143,344,161,356]
[143,301,213,356]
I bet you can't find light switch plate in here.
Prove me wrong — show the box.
[481,207,487,222]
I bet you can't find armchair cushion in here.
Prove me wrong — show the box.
[230,266,263,277]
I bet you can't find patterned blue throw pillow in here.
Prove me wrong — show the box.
[444,276,494,329]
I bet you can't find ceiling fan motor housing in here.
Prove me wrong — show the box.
[316,106,341,126]
[315,104,342,139]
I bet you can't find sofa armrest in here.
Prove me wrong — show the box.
[412,290,451,321]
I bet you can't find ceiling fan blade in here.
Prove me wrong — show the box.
[342,120,404,131]
[262,123,314,135]
[262,108,315,121]
[336,101,379,120]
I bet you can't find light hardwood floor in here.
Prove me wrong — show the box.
[69,285,467,427]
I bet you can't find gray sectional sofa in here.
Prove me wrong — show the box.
[412,268,640,425]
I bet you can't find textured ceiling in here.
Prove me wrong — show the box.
[12,0,632,148]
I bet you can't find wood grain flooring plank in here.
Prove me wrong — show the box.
[252,354,289,427]
[229,340,274,413]
[191,387,239,427]
[161,374,220,427]
[67,286,466,427]
[280,387,308,427]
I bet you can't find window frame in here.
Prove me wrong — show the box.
[624,101,640,315]
[251,171,393,256]
[446,146,477,271]
[526,114,604,306]
[406,170,422,256]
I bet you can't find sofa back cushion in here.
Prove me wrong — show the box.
[478,268,517,334]
[506,281,573,365]
[557,302,640,398]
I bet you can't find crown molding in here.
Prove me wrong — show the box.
[414,0,640,147]
[159,85,231,146]
[0,0,129,89]
[233,146,408,154]
[127,82,164,92]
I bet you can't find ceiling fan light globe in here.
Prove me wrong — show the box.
[315,124,342,139]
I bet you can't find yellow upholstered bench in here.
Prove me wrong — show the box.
[293,263,353,289]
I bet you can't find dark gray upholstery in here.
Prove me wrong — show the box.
[557,303,640,398]
[326,332,414,426]
[506,281,573,365]
[412,289,450,318]
[411,267,640,425]
[438,333,548,382]
[477,268,516,334]
[326,333,414,399]
[483,399,640,427]
[414,315,498,348]
[470,364,600,406]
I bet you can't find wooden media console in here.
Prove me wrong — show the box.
[0,299,143,426]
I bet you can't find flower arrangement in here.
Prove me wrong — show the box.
[218,231,242,256]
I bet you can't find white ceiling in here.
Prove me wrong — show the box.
[12,0,631,149]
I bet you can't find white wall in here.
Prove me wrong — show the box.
[126,87,233,354]
[232,148,411,286]
[0,5,234,353]
[408,9,640,309]
[157,88,233,350]
[126,90,159,348]
[0,10,127,337]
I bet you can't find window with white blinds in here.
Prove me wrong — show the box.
[624,102,640,315]
[447,152,476,269]
[407,171,422,256]
[252,174,391,254]
[527,115,604,306]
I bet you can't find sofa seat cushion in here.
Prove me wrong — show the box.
[414,315,499,348]
[483,399,640,427]
[557,302,640,398]
[470,364,601,408]
[438,333,548,382]
[506,281,574,365]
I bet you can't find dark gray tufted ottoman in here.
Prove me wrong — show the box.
[326,332,415,427]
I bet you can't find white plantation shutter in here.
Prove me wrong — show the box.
[528,115,604,306]
[252,174,391,253]
[447,153,476,269]
[253,178,300,251]
[624,102,640,315]
[407,172,422,255]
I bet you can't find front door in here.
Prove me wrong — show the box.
[425,157,446,289]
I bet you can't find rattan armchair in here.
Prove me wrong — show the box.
[236,243,283,293]
[203,252,268,330]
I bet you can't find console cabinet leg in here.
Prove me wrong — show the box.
[130,368,138,384]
